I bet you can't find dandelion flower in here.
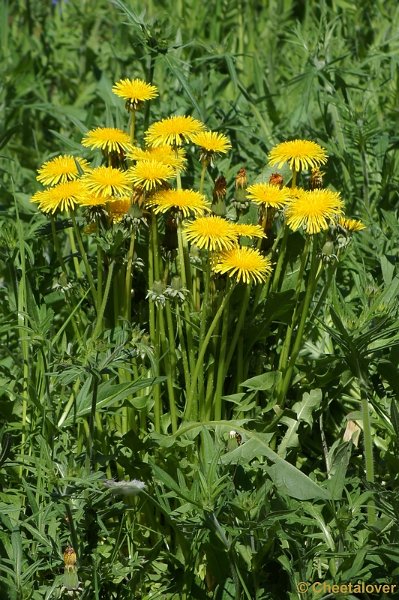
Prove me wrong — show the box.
[286,188,343,234]
[145,115,205,147]
[184,216,237,251]
[130,160,175,191]
[78,194,108,207]
[246,183,292,208]
[147,189,211,217]
[83,166,133,197]
[36,155,90,186]
[34,180,89,214]
[268,140,328,172]
[191,131,232,157]
[213,247,272,284]
[112,78,158,110]
[337,216,366,232]
[233,223,266,239]
[81,127,131,154]
[127,145,187,171]
[107,197,132,222]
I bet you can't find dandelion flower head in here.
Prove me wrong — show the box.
[191,131,232,156]
[233,223,266,239]
[147,189,211,218]
[213,247,272,284]
[33,180,89,214]
[83,166,134,197]
[112,78,158,110]
[184,216,237,251]
[286,188,343,234]
[36,155,90,186]
[246,183,292,208]
[107,197,132,222]
[145,115,205,147]
[130,160,175,191]
[127,145,186,171]
[338,216,366,232]
[268,139,328,172]
[82,127,131,154]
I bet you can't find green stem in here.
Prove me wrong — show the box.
[93,261,115,339]
[88,377,99,471]
[165,301,178,432]
[124,233,135,320]
[67,224,83,280]
[224,284,251,377]
[277,237,319,406]
[70,212,98,311]
[271,224,289,293]
[361,394,376,524]
[185,286,234,420]
[277,236,311,374]
[154,308,162,433]
[214,292,231,420]
[199,160,208,194]
[129,110,136,144]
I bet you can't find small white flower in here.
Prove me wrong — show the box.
[103,479,146,496]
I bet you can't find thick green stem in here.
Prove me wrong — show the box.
[271,224,289,293]
[224,284,251,377]
[199,160,208,195]
[277,237,319,406]
[129,110,136,144]
[277,236,311,374]
[66,224,83,280]
[124,233,135,321]
[70,212,98,311]
[185,286,234,420]
[214,294,231,420]
[93,261,115,339]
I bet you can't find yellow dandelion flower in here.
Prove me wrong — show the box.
[233,223,266,239]
[184,216,237,251]
[107,197,131,222]
[337,216,366,232]
[81,127,131,154]
[83,166,133,197]
[191,131,232,156]
[129,160,175,191]
[147,189,211,217]
[145,115,205,147]
[78,194,108,207]
[34,180,89,214]
[126,145,187,171]
[31,190,48,205]
[268,139,328,172]
[246,183,292,208]
[213,247,272,284]
[112,78,158,110]
[286,188,343,234]
[36,155,90,186]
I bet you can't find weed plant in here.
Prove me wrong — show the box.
[1,1,399,599]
